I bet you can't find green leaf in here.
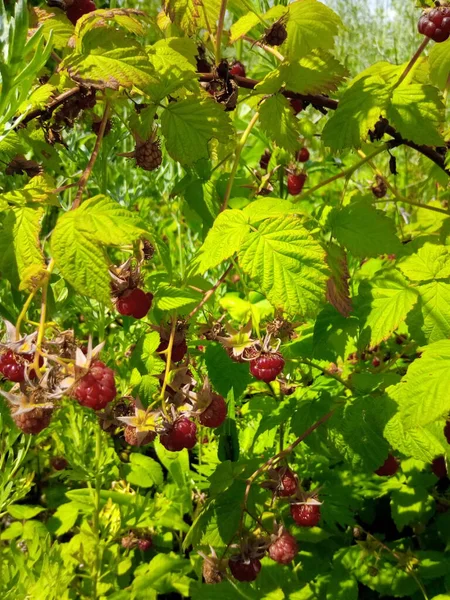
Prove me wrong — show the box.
[62,28,156,90]
[429,38,450,90]
[357,270,419,347]
[390,485,434,531]
[326,244,352,317]
[327,565,358,600]
[387,84,444,146]
[47,502,80,536]
[153,284,200,314]
[384,412,445,462]
[398,242,450,281]
[195,209,250,273]
[205,344,251,399]
[33,6,74,49]
[161,97,233,166]
[414,280,450,343]
[126,454,164,488]
[388,340,450,429]
[329,199,402,259]
[242,197,298,224]
[258,94,299,152]
[230,12,261,43]
[164,0,201,35]
[285,0,343,58]
[7,504,45,519]
[239,216,328,317]
[0,174,57,207]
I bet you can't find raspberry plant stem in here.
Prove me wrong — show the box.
[215,0,228,64]
[296,358,352,391]
[15,286,40,341]
[221,112,260,211]
[159,317,178,416]
[242,35,284,60]
[394,37,430,91]
[187,264,233,320]
[73,101,110,210]
[371,196,449,216]
[33,258,55,373]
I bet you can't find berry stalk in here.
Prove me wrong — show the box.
[215,0,229,64]
[187,264,233,320]
[393,37,430,91]
[159,317,178,415]
[32,258,55,373]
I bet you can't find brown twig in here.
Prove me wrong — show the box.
[187,264,233,320]
[72,101,110,210]
[19,86,81,129]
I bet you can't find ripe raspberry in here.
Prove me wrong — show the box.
[229,555,261,582]
[51,457,68,471]
[0,350,25,382]
[160,417,197,452]
[374,453,399,477]
[275,466,298,497]
[74,361,116,410]
[287,173,307,196]
[13,407,53,434]
[259,149,271,170]
[431,455,447,479]
[290,502,321,527]
[268,530,298,564]
[444,420,450,444]
[296,148,310,162]
[116,288,153,319]
[137,537,152,551]
[250,352,285,383]
[135,140,162,171]
[66,0,97,25]
[157,338,188,363]
[124,425,156,446]
[198,394,227,428]
[372,357,381,368]
[290,99,304,115]
[418,7,450,43]
[264,20,287,46]
[230,61,246,77]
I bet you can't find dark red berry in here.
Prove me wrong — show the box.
[230,61,246,77]
[74,360,116,410]
[418,7,450,42]
[51,457,68,471]
[444,420,450,444]
[198,394,227,428]
[259,149,271,170]
[160,417,197,452]
[0,351,42,382]
[268,530,298,564]
[287,173,307,196]
[137,537,152,551]
[157,338,188,362]
[250,352,285,383]
[290,99,304,115]
[372,357,381,368]
[296,147,310,162]
[374,453,399,477]
[229,555,261,582]
[116,288,153,319]
[431,455,447,479]
[275,467,297,497]
[13,407,53,435]
[290,502,321,527]
[66,0,96,25]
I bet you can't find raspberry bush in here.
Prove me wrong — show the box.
[1,0,450,597]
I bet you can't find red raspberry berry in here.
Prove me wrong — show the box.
[444,420,450,444]
[418,7,450,42]
[13,407,53,435]
[374,453,399,477]
[198,394,227,428]
[66,0,97,25]
[250,352,285,383]
[157,338,188,362]
[287,173,307,196]
[290,98,304,115]
[259,149,272,170]
[0,350,25,382]
[74,360,116,410]
[116,288,153,319]
[137,537,152,551]
[229,555,261,582]
[372,357,381,368]
[230,61,246,77]
[51,457,68,471]
[268,530,298,564]
[431,456,447,479]
[275,466,298,497]
[290,502,321,527]
[160,417,197,452]
[296,147,310,162]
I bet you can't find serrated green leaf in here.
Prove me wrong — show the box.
[415,280,450,343]
[195,209,249,273]
[153,285,200,313]
[242,197,297,224]
[239,216,328,317]
[0,174,57,207]
[161,97,233,166]
[284,0,343,58]
[75,8,150,39]
[205,344,251,398]
[329,199,402,259]
[259,94,299,152]
[385,412,445,462]
[164,0,201,35]
[357,270,419,347]
[17,83,57,115]
[398,242,450,281]
[62,28,156,90]
[429,38,450,90]
[390,485,434,531]
[387,84,444,147]
[32,6,74,49]
[230,12,261,43]
[126,454,164,488]
[7,504,45,519]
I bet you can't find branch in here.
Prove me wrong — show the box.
[187,264,233,320]
[18,86,81,129]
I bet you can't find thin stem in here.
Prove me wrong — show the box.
[19,86,81,129]
[394,38,430,91]
[296,358,352,391]
[221,112,260,211]
[33,258,55,372]
[243,35,284,60]
[72,101,110,210]
[371,197,449,216]
[293,145,387,203]
[187,264,232,320]
[92,424,103,599]
[15,287,39,340]
[159,317,178,415]
[356,149,405,204]
[215,0,228,64]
